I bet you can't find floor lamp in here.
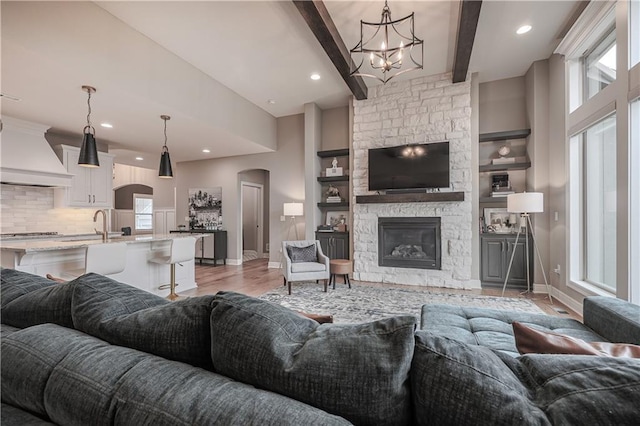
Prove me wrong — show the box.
[283,202,303,240]
[502,192,553,303]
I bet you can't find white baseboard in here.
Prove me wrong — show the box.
[549,286,584,316]
[226,258,241,266]
[268,261,282,269]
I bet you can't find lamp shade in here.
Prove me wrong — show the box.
[78,131,100,167]
[507,192,544,213]
[158,150,173,178]
[283,202,303,216]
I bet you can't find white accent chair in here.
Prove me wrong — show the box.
[149,236,197,301]
[60,242,127,280]
[281,240,330,295]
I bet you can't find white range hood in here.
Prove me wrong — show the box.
[0,116,72,187]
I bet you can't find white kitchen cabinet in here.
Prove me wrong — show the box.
[54,145,114,208]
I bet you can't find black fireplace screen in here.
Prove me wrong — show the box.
[378,217,441,270]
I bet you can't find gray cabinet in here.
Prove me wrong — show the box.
[316,232,349,260]
[480,233,532,288]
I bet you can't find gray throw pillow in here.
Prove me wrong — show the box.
[210,291,416,426]
[72,273,215,369]
[412,331,549,426]
[1,279,76,329]
[286,244,317,263]
[519,354,640,425]
[1,268,56,308]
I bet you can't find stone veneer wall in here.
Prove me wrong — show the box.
[352,72,478,289]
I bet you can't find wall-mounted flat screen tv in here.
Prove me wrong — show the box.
[368,141,450,191]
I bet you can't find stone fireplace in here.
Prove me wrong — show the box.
[378,217,441,270]
[351,72,478,289]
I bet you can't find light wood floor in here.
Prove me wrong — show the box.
[182,258,580,320]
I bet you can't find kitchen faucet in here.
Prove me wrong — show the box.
[94,209,108,242]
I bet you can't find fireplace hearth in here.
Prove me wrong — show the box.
[378,217,441,270]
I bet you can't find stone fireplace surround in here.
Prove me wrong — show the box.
[352,72,478,289]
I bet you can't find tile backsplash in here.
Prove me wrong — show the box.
[0,184,99,234]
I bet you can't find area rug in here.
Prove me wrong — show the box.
[259,283,544,324]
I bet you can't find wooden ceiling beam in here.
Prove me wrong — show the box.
[293,0,368,100]
[452,0,483,83]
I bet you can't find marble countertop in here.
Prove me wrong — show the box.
[0,233,203,253]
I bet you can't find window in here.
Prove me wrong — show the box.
[584,29,616,100]
[134,194,153,231]
[631,99,640,303]
[631,0,640,68]
[571,115,617,293]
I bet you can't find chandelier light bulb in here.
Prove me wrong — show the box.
[381,41,386,51]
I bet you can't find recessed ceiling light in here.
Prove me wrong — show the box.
[202,149,211,153]
[310,73,321,80]
[267,99,276,104]
[100,123,113,128]
[135,156,144,161]
[516,25,532,35]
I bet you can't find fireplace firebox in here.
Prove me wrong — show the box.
[378,217,441,270]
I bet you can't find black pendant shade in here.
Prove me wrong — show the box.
[78,85,100,168]
[159,148,173,178]
[158,115,173,178]
[78,128,100,167]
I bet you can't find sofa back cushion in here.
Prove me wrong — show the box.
[2,324,351,426]
[411,331,549,426]
[518,354,640,424]
[583,296,640,344]
[209,291,416,426]
[71,273,215,369]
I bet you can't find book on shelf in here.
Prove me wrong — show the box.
[326,196,342,203]
[491,191,514,197]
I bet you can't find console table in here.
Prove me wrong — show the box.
[170,229,227,266]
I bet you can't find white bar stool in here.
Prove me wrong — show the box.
[149,236,196,301]
[60,242,127,280]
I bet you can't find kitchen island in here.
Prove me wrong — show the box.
[0,234,201,297]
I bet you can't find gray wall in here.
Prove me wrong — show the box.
[479,77,528,133]
[321,106,349,150]
[176,114,305,264]
[114,184,153,210]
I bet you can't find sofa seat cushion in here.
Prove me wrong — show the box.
[71,273,215,369]
[518,354,640,424]
[421,304,604,357]
[291,262,326,273]
[210,291,416,426]
[1,324,351,426]
[411,331,549,426]
[0,268,56,308]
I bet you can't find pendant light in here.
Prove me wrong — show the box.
[78,85,100,167]
[158,115,173,178]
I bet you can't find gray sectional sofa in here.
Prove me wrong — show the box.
[1,267,639,425]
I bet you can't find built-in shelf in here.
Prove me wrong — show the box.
[356,192,464,204]
[317,202,349,210]
[479,129,531,143]
[479,161,531,172]
[479,197,508,204]
[317,175,349,183]
[317,148,349,158]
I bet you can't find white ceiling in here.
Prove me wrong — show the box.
[1,1,580,169]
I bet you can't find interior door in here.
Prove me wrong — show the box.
[242,185,259,252]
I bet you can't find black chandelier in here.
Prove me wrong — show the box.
[158,115,173,178]
[350,1,423,84]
